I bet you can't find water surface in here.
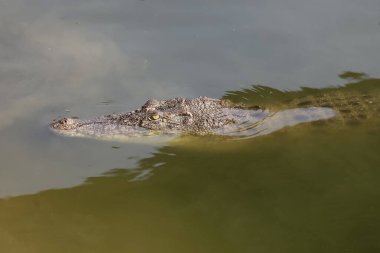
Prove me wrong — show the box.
[0,0,380,252]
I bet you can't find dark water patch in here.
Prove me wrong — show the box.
[1,117,380,253]
[339,108,352,114]
[297,100,313,106]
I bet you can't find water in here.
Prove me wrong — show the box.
[1,0,380,252]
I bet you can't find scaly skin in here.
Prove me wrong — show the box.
[50,97,266,136]
[50,96,335,140]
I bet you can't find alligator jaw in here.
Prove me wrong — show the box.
[49,115,156,139]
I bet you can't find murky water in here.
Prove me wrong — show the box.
[1,0,380,252]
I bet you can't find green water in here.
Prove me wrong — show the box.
[1,77,379,253]
[1,0,380,251]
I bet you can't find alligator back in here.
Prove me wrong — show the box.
[223,76,380,126]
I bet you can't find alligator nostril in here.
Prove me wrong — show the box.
[179,112,192,117]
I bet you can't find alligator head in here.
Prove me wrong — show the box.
[50,97,251,138]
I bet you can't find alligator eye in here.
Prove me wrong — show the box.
[149,114,160,120]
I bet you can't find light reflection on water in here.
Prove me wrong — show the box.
[214,107,335,138]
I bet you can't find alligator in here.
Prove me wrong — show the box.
[50,96,336,140]
[50,77,379,141]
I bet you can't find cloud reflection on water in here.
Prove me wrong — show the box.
[1,0,379,131]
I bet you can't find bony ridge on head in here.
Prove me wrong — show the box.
[51,117,79,130]
[142,99,160,111]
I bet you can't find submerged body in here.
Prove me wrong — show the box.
[50,96,336,140]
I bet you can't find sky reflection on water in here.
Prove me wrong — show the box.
[0,0,379,198]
